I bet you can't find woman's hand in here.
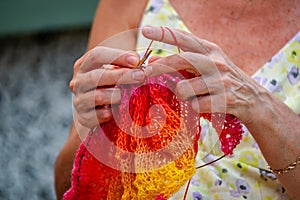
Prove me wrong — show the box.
[70,46,146,129]
[142,26,300,199]
[142,26,266,126]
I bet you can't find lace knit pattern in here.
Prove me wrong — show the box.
[64,70,244,199]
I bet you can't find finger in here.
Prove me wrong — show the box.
[79,46,140,73]
[95,88,121,106]
[75,107,113,128]
[176,77,208,100]
[70,64,122,93]
[142,26,214,54]
[144,52,217,77]
[74,68,145,93]
[73,88,121,113]
[70,56,86,92]
[191,93,227,114]
[96,106,113,124]
[144,54,190,77]
[148,55,162,63]
[176,75,225,100]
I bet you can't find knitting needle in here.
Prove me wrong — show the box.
[137,49,153,68]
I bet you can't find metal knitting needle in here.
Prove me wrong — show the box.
[137,49,152,68]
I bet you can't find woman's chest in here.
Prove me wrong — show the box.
[168,0,300,75]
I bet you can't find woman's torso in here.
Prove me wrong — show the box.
[135,0,300,199]
[136,0,300,75]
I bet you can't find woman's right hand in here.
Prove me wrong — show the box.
[69,46,145,129]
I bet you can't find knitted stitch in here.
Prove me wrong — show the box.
[64,71,243,200]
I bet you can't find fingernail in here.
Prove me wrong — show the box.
[143,26,153,35]
[132,70,145,81]
[144,65,153,77]
[127,55,139,66]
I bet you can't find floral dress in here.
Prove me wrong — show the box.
[136,0,300,199]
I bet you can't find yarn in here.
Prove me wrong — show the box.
[64,28,244,199]
[200,113,244,155]
[64,70,244,199]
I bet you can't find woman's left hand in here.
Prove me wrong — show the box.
[142,26,267,126]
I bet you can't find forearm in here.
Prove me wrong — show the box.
[54,122,81,200]
[247,88,300,199]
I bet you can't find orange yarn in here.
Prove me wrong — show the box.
[64,28,244,199]
[64,71,201,200]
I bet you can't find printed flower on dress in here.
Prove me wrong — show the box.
[230,179,251,199]
[266,51,283,69]
[259,168,277,181]
[192,191,203,200]
[214,179,223,186]
[267,79,283,93]
[147,0,164,13]
[285,40,300,65]
[287,66,300,85]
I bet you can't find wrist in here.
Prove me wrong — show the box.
[245,86,300,166]
[245,87,283,138]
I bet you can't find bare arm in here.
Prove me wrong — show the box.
[247,89,300,200]
[54,0,148,199]
[142,26,300,199]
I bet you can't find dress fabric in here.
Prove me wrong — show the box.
[137,0,300,199]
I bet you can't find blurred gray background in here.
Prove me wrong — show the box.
[0,1,98,199]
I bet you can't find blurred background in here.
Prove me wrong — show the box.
[0,0,99,199]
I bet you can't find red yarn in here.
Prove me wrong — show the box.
[64,72,244,199]
[64,28,244,198]
[64,71,201,199]
[200,113,244,155]
[155,194,167,200]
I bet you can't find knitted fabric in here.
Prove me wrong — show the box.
[63,71,244,200]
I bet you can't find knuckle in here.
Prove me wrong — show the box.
[213,59,231,74]
[74,57,82,69]
[72,77,83,93]
[206,41,221,53]
[73,57,84,73]
[82,112,96,126]
[210,42,220,50]
[73,97,80,108]
[213,58,226,68]
[73,97,84,112]
[69,79,75,92]
[78,115,93,128]
[86,47,103,64]
[87,51,97,63]
[221,75,232,87]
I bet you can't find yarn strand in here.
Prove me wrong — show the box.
[63,27,244,200]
